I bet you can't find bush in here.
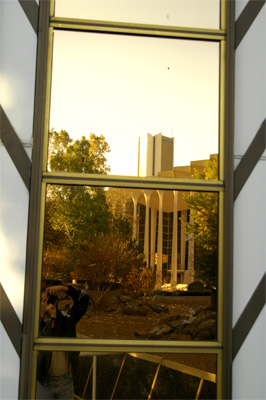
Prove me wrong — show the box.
[124,267,155,298]
[42,248,72,281]
[187,280,206,292]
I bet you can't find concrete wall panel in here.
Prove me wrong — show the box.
[0,0,37,146]
[0,1,37,398]
[234,5,266,157]
[0,323,20,400]
[232,308,266,400]
[233,159,266,325]
[0,147,30,321]
[235,0,249,20]
[233,2,266,399]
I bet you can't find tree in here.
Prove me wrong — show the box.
[48,129,110,174]
[70,232,146,309]
[42,130,112,280]
[44,130,112,247]
[44,184,111,247]
[183,156,218,289]
[105,188,134,240]
[43,131,147,291]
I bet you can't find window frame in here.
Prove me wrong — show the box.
[20,0,234,398]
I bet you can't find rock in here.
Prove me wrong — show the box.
[103,304,117,312]
[108,296,119,305]
[148,324,173,336]
[194,311,216,328]
[124,301,149,316]
[159,314,181,325]
[133,306,217,341]
[189,308,196,316]
[184,315,196,325]
[192,319,217,340]
[119,295,131,303]
[169,320,185,332]
[100,295,119,312]
[148,303,169,313]
[135,324,174,339]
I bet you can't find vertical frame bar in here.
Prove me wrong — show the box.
[19,1,51,398]
[221,0,235,398]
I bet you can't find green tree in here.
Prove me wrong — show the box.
[42,130,112,279]
[183,156,218,289]
[45,130,111,247]
[44,184,111,248]
[48,129,110,174]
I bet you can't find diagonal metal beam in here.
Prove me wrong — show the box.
[235,0,265,48]
[234,119,266,200]
[0,283,22,357]
[232,273,266,359]
[18,0,39,34]
[0,105,32,190]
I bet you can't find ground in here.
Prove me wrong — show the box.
[76,291,217,374]
[77,292,211,339]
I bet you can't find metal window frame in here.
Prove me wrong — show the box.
[20,0,235,398]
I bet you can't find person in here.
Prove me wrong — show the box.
[36,282,90,399]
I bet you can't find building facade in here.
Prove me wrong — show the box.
[1,1,265,399]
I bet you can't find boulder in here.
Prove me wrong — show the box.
[148,303,169,314]
[123,301,149,316]
[134,307,217,341]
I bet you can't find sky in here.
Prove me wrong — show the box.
[49,1,220,176]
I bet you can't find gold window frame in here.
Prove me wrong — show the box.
[20,0,234,398]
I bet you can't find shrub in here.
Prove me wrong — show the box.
[187,280,206,292]
[124,267,155,299]
[42,248,72,281]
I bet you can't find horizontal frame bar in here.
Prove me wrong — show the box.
[50,17,226,41]
[34,337,223,352]
[42,173,224,191]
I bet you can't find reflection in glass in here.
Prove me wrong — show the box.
[55,0,220,30]
[42,183,218,340]
[36,351,217,399]
[49,31,219,177]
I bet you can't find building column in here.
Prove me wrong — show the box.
[171,190,178,290]
[150,207,157,270]
[143,190,152,265]
[156,190,164,287]
[180,210,187,283]
[130,192,141,241]
[186,214,195,285]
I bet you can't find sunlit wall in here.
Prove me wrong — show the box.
[0,0,37,398]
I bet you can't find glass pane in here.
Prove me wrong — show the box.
[36,351,217,399]
[40,185,218,340]
[48,31,219,178]
[54,0,220,30]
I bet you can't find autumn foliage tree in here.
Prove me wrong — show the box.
[42,248,72,281]
[70,232,146,309]
[183,156,218,289]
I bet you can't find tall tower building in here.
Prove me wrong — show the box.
[138,133,174,177]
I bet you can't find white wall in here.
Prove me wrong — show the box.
[233,2,266,399]
[0,0,37,398]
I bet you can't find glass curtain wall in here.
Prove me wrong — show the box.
[31,0,227,398]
